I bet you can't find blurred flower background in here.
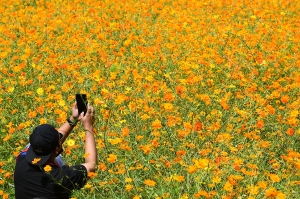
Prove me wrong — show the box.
[1,0,300,198]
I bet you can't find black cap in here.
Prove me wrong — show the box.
[25,124,59,166]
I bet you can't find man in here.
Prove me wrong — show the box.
[14,103,97,199]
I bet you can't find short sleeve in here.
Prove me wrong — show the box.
[61,164,87,191]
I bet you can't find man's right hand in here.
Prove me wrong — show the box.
[80,104,95,131]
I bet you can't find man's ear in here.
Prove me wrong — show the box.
[55,146,61,154]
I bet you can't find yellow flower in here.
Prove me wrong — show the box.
[193,158,209,169]
[173,175,185,182]
[40,118,47,124]
[223,182,233,192]
[141,114,150,120]
[277,192,286,199]
[108,137,122,145]
[187,165,198,174]
[36,88,44,95]
[125,177,133,183]
[152,119,162,129]
[107,154,117,163]
[144,179,156,187]
[58,99,66,107]
[163,103,173,111]
[44,165,52,172]
[123,39,132,47]
[83,153,90,158]
[180,194,189,199]
[8,87,14,93]
[257,181,267,189]
[269,174,281,183]
[84,184,92,189]
[125,184,133,191]
[247,185,259,195]
[212,176,221,184]
[136,135,144,141]
[290,110,299,117]
[32,158,41,164]
[115,94,126,104]
[66,139,75,146]
[265,187,278,197]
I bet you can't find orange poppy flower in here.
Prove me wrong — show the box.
[256,120,264,128]
[286,128,295,136]
[281,95,290,104]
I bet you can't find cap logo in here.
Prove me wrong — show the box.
[33,147,44,154]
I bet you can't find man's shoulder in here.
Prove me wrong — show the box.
[15,155,39,173]
[58,164,88,190]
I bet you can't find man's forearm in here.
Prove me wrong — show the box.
[85,129,97,172]
[58,116,77,143]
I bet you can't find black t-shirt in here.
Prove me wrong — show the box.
[14,156,87,199]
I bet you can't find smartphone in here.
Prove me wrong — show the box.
[76,94,88,115]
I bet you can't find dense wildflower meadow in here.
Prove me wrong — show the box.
[1,0,300,198]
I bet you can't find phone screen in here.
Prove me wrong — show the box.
[76,94,88,115]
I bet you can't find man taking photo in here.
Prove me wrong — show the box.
[14,103,97,199]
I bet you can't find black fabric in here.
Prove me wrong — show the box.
[14,156,87,199]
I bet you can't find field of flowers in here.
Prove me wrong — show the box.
[1,0,300,198]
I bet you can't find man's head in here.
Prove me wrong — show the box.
[26,124,61,166]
